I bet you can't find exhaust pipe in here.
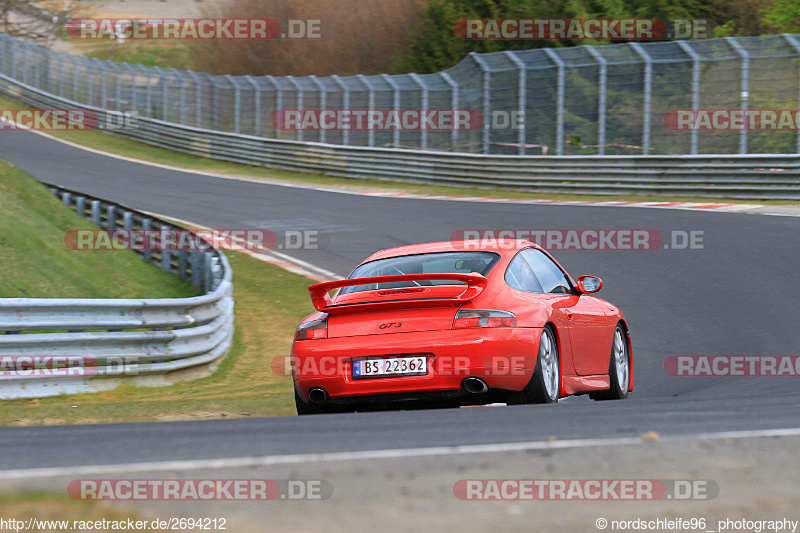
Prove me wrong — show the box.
[308,387,329,404]
[462,377,489,394]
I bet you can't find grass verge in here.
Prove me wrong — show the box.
[0,160,309,424]
[1,94,795,206]
[0,159,198,299]
[0,250,307,425]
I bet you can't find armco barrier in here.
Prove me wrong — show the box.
[0,184,234,399]
[0,73,797,200]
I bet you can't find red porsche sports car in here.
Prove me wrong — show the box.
[291,239,632,414]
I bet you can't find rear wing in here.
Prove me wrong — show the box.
[308,273,488,313]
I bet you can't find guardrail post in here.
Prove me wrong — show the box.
[469,52,492,154]
[106,205,117,229]
[439,72,459,151]
[677,40,701,155]
[190,250,202,286]
[781,34,800,154]
[409,73,428,150]
[585,46,607,155]
[91,200,101,226]
[309,75,326,143]
[544,48,565,156]
[161,225,172,273]
[204,251,213,293]
[726,37,750,154]
[381,74,401,148]
[123,211,134,231]
[245,75,261,137]
[503,51,527,155]
[178,250,188,279]
[76,196,86,217]
[286,76,304,142]
[61,192,72,208]
[357,75,375,147]
[629,43,652,154]
[331,75,349,145]
[142,218,152,262]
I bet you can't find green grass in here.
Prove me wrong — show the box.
[0,250,309,425]
[85,42,196,69]
[0,160,311,424]
[0,160,198,299]
[1,94,795,206]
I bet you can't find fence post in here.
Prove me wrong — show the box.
[629,43,652,155]
[544,48,565,156]
[503,51,526,155]
[381,74,401,148]
[187,70,203,127]
[93,58,107,110]
[726,37,750,154]
[136,64,151,117]
[781,34,800,154]
[152,66,167,121]
[245,75,261,137]
[309,75,326,143]
[331,75,349,145]
[124,63,136,112]
[439,72,459,151]
[265,75,281,138]
[172,68,187,125]
[585,46,607,155]
[227,75,240,134]
[357,75,375,147]
[469,52,492,154]
[677,40,701,155]
[408,73,428,149]
[286,76,304,142]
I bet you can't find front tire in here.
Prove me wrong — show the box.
[510,325,560,404]
[591,324,630,401]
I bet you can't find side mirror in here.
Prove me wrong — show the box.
[576,275,603,294]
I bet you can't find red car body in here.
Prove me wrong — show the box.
[291,239,632,414]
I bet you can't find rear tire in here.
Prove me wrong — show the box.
[590,324,630,401]
[509,325,560,404]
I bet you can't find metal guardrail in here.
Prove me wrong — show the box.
[0,184,234,398]
[0,73,798,199]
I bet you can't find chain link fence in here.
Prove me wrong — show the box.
[1,32,799,155]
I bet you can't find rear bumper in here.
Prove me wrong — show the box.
[291,328,541,403]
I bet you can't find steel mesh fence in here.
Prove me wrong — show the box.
[0,32,799,154]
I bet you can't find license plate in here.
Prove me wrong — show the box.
[352,356,428,378]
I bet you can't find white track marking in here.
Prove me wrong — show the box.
[146,212,341,282]
[1,427,799,480]
[11,125,799,217]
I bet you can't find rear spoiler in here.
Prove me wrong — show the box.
[308,273,488,313]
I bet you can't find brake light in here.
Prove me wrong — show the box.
[453,309,515,328]
[294,317,328,340]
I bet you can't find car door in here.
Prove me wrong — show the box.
[520,248,610,376]
[505,251,577,375]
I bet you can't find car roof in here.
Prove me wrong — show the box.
[363,239,540,263]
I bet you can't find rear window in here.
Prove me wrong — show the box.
[340,251,500,294]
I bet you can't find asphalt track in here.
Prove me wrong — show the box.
[0,130,798,472]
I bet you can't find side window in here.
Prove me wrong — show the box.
[521,249,572,294]
[505,253,544,293]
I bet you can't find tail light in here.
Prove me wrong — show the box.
[453,309,515,329]
[294,317,328,341]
